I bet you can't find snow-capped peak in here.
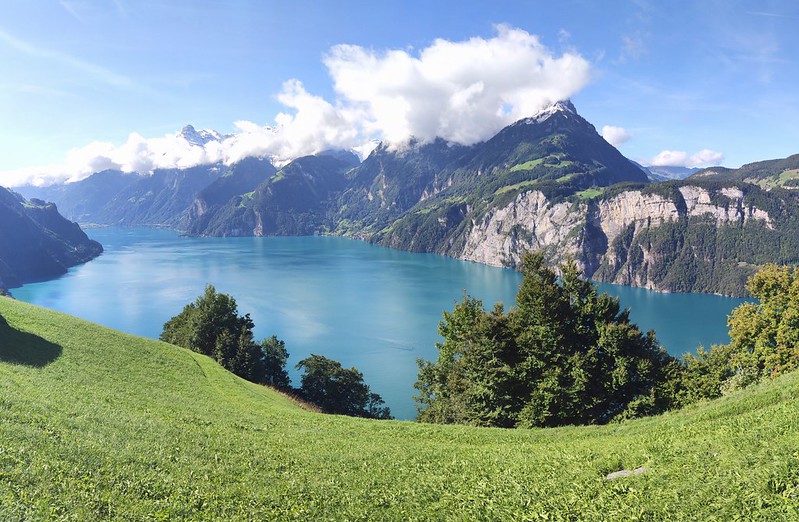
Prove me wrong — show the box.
[516,99,578,126]
[178,125,225,147]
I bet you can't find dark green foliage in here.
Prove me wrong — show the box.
[160,285,285,386]
[260,335,291,390]
[416,252,679,428]
[297,354,391,419]
[162,286,389,419]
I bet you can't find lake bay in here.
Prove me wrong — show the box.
[14,227,747,419]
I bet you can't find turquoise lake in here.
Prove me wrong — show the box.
[14,227,748,419]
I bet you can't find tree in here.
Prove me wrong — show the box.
[682,263,799,399]
[260,336,291,390]
[161,285,284,386]
[415,252,680,428]
[297,354,391,419]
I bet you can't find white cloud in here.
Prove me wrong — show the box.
[1,26,592,187]
[601,125,632,147]
[650,149,724,167]
[325,25,591,146]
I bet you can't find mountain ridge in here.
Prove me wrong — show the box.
[0,187,102,291]
[14,104,799,296]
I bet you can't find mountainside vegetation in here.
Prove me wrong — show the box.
[692,153,799,190]
[188,154,355,237]
[18,163,226,228]
[590,180,799,296]
[0,187,102,291]
[2,294,799,519]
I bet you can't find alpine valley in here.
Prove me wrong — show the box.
[17,104,799,297]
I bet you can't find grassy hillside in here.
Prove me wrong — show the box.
[1,297,798,520]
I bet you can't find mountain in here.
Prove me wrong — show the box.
[460,178,799,296]
[18,170,141,224]
[178,124,226,146]
[336,138,471,236]
[0,187,102,291]
[368,100,650,253]
[17,164,226,229]
[691,154,799,190]
[634,162,700,182]
[13,106,798,296]
[187,100,650,248]
[188,154,355,236]
[186,157,277,234]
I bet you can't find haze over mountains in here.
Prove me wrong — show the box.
[10,101,799,297]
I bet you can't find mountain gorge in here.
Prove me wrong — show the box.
[0,187,102,291]
[15,103,799,296]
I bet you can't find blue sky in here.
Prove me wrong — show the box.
[1,0,798,185]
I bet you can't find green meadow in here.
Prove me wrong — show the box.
[1,296,798,520]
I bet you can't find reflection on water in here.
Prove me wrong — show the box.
[14,227,746,419]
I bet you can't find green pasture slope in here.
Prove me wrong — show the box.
[1,297,798,521]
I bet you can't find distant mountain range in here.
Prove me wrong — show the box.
[14,102,799,296]
[634,163,700,182]
[0,187,102,292]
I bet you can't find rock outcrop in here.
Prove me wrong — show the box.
[460,185,776,296]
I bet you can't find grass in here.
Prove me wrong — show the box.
[779,169,799,186]
[2,296,799,520]
[577,187,605,200]
[745,169,799,190]
[509,157,546,172]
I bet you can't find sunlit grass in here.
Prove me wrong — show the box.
[1,296,798,520]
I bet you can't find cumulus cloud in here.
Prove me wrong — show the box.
[650,149,724,168]
[601,125,632,147]
[324,24,591,146]
[1,26,592,187]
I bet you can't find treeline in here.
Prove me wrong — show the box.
[160,285,391,420]
[415,252,799,428]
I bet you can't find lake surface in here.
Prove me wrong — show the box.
[14,227,748,419]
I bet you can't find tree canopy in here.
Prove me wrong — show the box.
[161,285,389,419]
[682,263,799,399]
[297,354,391,420]
[415,252,681,428]
[160,285,284,386]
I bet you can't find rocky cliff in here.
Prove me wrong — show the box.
[460,183,782,296]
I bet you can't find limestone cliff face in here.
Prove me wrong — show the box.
[461,191,586,268]
[459,186,774,295]
[679,186,772,228]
